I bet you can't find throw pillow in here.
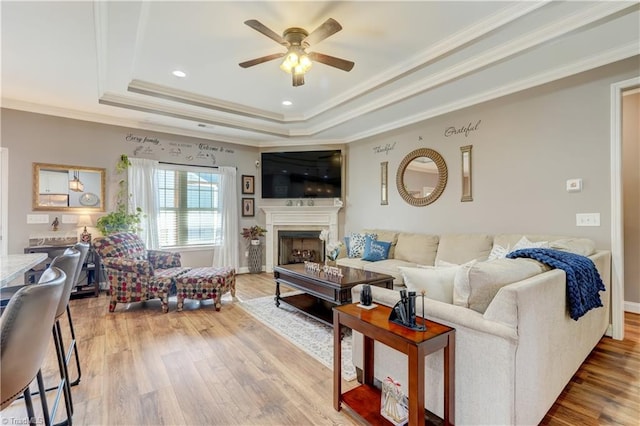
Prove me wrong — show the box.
[510,236,549,252]
[488,244,510,261]
[398,266,457,304]
[347,232,377,258]
[361,236,391,262]
[453,258,546,313]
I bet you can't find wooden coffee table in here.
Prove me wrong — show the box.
[333,303,455,426]
[273,263,394,325]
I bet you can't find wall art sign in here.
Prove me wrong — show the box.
[125,133,235,165]
[372,142,397,155]
[444,120,481,138]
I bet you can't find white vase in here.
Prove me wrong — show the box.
[250,239,260,246]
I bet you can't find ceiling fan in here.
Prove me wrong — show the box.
[239,18,355,87]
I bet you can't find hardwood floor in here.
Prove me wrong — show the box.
[2,273,638,425]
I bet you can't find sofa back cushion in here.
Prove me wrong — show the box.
[493,234,596,257]
[435,234,493,265]
[394,233,439,265]
[453,258,548,313]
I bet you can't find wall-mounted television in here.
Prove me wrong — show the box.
[261,150,342,199]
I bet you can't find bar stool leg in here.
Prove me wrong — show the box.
[66,306,82,386]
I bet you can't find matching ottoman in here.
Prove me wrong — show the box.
[175,267,236,312]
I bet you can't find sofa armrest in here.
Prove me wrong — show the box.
[148,250,182,269]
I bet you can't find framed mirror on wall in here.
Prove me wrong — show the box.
[33,163,106,211]
[381,161,388,205]
[461,145,473,202]
[396,148,448,206]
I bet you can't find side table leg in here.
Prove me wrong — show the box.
[407,345,425,426]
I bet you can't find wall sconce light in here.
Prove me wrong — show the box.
[69,170,84,192]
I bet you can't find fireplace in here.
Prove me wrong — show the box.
[261,205,342,272]
[278,230,325,265]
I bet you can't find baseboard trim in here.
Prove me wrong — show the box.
[624,300,640,314]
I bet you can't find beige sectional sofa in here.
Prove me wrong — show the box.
[339,230,610,425]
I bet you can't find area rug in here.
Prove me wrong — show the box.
[239,293,357,381]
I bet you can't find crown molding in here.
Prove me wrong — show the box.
[128,79,301,123]
[98,92,292,137]
[344,42,640,144]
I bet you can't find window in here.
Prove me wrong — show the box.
[157,165,221,248]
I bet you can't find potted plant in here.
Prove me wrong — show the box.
[96,154,143,235]
[241,225,267,246]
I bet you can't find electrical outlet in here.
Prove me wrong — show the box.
[62,214,78,224]
[576,213,600,227]
[27,214,49,224]
[245,251,249,257]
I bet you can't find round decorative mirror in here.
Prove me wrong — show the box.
[396,148,448,206]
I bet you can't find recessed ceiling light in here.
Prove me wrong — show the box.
[172,70,186,78]
[282,100,293,106]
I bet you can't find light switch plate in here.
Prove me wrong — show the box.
[576,213,600,226]
[27,214,49,224]
[62,214,78,224]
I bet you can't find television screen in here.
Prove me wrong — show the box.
[261,150,342,199]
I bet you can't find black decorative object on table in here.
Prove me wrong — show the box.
[360,284,372,306]
[389,289,427,331]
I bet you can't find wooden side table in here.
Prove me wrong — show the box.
[333,303,455,426]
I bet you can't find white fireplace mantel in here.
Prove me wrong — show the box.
[261,206,341,272]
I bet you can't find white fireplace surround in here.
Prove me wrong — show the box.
[261,206,341,272]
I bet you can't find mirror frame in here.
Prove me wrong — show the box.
[380,161,388,205]
[396,148,448,206]
[461,145,473,202]
[33,162,106,211]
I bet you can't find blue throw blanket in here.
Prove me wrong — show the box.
[506,248,605,320]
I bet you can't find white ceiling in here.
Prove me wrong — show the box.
[2,1,639,148]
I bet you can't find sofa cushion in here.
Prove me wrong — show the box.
[336,257,370,269]
[345,232,377,258]
[399,266,456,303]
[511,236,550,251]
[549,238,596,256]
[362,259,419,285]
[453,258,547,313]
[394,233,439,265]
[362,236,392,262]
[435,234,493,265]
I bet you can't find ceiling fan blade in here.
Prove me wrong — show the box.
[308,52,354,72]
[303,18,342,46]
[239,53,285,68]
[244,19,288,46]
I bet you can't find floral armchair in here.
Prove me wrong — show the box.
[92,232,190,313]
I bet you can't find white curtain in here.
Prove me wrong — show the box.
[213,166,239,270]
[128,158,160,249]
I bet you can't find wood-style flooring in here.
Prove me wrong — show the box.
[2,272,638,425]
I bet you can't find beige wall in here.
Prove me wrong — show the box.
[345,58,639,301]
[0,110,260,269]
[623,91,640,305]
[2,57,638,302]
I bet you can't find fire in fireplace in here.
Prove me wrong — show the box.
[278,230,325,265]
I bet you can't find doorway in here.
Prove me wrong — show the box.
[0,147,8,256]
[611,76,640,340]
